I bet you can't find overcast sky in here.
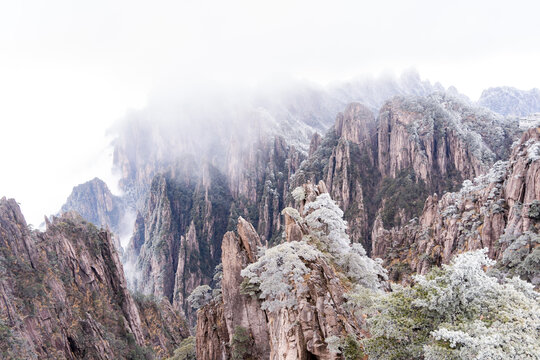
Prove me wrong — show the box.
[1,0,540,226]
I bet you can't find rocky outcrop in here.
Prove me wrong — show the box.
[0,198,187,359]
[373,127,540,284]
[377,94,517,191]
[197,185,366,360]
[172,222,202,322]
[197,217,271,359]
[325,103,378,247]
[293,93,521,253]
[60,177,128,250]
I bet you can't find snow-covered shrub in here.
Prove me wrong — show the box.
[303,193,387,289]
[304,193,350,256]
[528,200,540,220]
[241,191,387,312]
[291,186,306,202]
[363,249,540,359]
[187,285,212,309]
[240,241,322,312]
[526,141,540,162]
[325,335,342,354]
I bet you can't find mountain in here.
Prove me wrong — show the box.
[372,126,540,283]
[478,86,540,116]
[110,71,441,211]
[196,182,387,360]
[61,177,129,250]
[0,198,188,359]
[291,92,520,252]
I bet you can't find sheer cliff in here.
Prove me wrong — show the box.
[292,93,520,253]
[196,182,387,360]
[372,127,540,283]
[0,198,188,359]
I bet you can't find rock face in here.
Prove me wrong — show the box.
[196,217,271,360]
[0,198,188,359]
[124,164,232,323]
[478,86,540,116]
[125,136,304,323]
[293,93,520,252]
[372,127,540,283]
[61,177,128,250]
[197,186,364,360]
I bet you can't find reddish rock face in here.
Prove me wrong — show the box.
[197,190,364,360]
[60,177,127,251]
[372,127,540,283]
[0,198,188,359]
[294,93,520,253]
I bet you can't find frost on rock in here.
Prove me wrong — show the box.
[526,140,540,162]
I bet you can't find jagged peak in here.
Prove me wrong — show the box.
[236,216,262,262]
[334,102,376,145]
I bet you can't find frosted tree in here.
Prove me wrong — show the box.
[240,241,322,311]
[363,249,540,359]
[241,191,387,312]
[187,285,212,310]
[303,193,387,289]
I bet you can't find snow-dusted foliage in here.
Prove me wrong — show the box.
[187,285,212,310]
[304,193,350,255]
[399,92,519,166]
[303,193,387,288]
[240,191,387,312]
[240,241,322,312]
[526,140,540,162]
[457,160,508,196]
[363,249,540,359]
[291,186,306,202]
[325,335,342,354]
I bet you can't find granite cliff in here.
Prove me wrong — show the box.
[372,127,540,283]
[196,182,387,360]
[0,198,188,359]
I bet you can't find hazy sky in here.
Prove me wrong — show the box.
[1,0,540,225]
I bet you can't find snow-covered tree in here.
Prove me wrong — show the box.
[240,241,322,311]
[241,191,387,312]
[362,249,540,359]
[187,285,212,310]
[303,193,387,289]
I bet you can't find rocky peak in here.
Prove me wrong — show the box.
[334,102,376,148]
[0,198,187,359]
[197,217,270,359]
[60,177,127,250]
[372,127,540,284]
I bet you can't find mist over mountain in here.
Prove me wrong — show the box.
[3,0,540,357]
[2,68,539,359]
[478,86,540,116]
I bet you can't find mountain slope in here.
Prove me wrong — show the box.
[0,198,188,359]
[372,127,540,283]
